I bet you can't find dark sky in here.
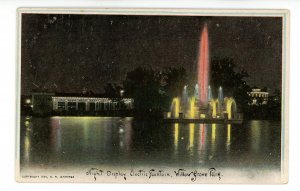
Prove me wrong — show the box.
[21,14,282,95]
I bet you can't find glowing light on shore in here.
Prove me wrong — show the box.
[198,24,210,107]
[25,120,30,127]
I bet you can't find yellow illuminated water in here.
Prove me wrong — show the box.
[212,123,216,143]
[189,123,195,149]
[20,117,281,182]
[174,123,179,151]
[226,124,231,152]
[227,124,231,144]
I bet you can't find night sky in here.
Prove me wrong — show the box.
[21,14,282,95]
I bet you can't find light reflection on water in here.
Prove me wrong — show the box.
[226,124,231,153]
[20,117,281,172]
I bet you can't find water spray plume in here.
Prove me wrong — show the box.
[198,24,210,107]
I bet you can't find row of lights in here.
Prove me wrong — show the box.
[52,97,133,101]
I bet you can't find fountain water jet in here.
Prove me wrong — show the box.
[198,24,210,107]
[225,97,237,119]
[210,99,219,118]
[171,97,180,118]
[218,86,223,104]
[165,24,242,123]
[189,97,196,118]
[208,85,212,101]
[194,84,199,99]
[182,85,189,113]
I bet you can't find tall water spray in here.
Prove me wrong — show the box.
[218,86,223,104]
[197,24,210,107]
[182,85,189,113]
[167,24,239,121]
[194,84,199,99]
[182,85,189,106]
[208,85,212,101]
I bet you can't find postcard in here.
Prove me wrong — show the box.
[16,8,289,183]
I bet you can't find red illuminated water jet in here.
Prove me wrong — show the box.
[197,24,210,107]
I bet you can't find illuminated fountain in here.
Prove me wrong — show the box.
[198,24,210,109]
[165,24,242,123]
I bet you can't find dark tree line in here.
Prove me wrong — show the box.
[210,56,251,113]
[103,56,281,120]
[122,66,187,114]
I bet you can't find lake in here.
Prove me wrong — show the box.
[19,116,282,183]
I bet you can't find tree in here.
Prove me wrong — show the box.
[103,83,122,98]
[123,67,168,112]
[163,67,188,99]
[265,89,281,120]
[210,57,251,113]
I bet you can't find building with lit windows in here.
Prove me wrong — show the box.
[52,96,133,112]
[248,88,269,105]
[24,92,134,116]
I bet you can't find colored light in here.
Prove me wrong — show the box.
[212,124,216,143]
[200,124,205,146]
[25,121,30,127]
[227,124,231,144]
[174,123,179,150]
[190,97,196,118]
[25,99,31,104]
[173,97,180,118]
[226,98,235,119]
[167,112,171,118]
[211,99,218,118]
[24,132,31,162]
[189,123,195,148]
[198,24,210,107]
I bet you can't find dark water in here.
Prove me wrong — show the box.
[20,117,281,172]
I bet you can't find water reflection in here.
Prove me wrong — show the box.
[174,123,179,154]
[22,117,32,164]
[188,124,195,151]
[50,118,61,153]
[226,124,231,152]
[197,124,206,163]
[250,120,262,153]
[20,117,281,172]
[119,117,133,152]
[199,124,206,150]
[23,130,31,164]
[210,124,217,159]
